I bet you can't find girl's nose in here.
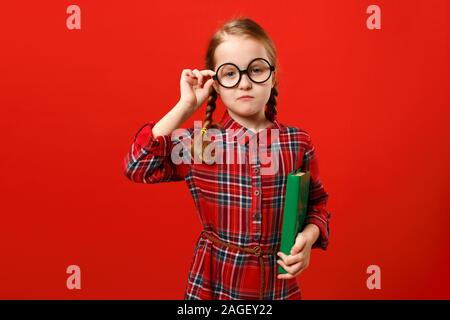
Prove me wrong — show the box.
[238,73,252,89]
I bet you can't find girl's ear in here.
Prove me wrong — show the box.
[213,82,220,95]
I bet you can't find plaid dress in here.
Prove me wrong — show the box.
[123,109,331,300]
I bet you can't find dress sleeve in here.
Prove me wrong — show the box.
[301,133,332,250]
[122,122,192,183]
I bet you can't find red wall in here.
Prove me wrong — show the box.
[0,0,449,299]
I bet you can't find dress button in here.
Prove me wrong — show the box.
[253,167,260,174]
[253,213,261,220]
[254,189,260,196]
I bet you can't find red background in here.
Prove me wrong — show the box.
[0,1,449,299]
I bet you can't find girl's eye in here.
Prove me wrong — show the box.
[225,71,236,77]
[250,68,262,74]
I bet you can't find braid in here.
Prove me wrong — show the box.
[191,89,220,163]
[266,85,278,122]
[203,89,218,131]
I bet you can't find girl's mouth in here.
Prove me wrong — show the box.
[237,95,254,101]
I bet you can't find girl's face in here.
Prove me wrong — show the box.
[212,35,275,120]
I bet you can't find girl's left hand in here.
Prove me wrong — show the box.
[276,233,312,280]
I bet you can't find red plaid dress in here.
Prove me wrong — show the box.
[123,109,331,300]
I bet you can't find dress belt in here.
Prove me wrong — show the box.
[200,230,277,300]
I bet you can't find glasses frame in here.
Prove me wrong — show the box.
[212,58,275,88]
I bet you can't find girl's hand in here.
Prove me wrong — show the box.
[276,232,312,280]
[179,69,216,113]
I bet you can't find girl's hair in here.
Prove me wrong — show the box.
[191,17,279,162]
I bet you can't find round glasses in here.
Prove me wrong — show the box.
[212,58,275,88]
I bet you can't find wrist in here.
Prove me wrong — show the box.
[177,99,196,113]
[301,224,320,246]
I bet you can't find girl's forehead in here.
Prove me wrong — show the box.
[214,35,270,68]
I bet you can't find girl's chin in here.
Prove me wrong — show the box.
[231,103,261,112]
[229,107,264,119]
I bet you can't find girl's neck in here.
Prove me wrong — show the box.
[227,108,273,134]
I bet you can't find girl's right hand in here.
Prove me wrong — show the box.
[179,69,216,113]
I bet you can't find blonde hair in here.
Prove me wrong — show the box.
[191,17,279,162]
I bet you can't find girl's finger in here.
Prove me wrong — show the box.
[193,69,203,87]
[277,260,303,280]
[277,267,295,280]
[188,70,198,87]
[183,69,195,79]
[277,251,298,266]
[202,78,214,91]
[277,251,288,264]
[200,69,216,77]
[277,258,294,274]
[182,69,195,83]
[181,70,197,89]
[277,273,294,280]
[190,69,196,79]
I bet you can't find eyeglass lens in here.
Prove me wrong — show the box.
[216,59,272,87]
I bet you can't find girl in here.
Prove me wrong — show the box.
[123,17,331,300]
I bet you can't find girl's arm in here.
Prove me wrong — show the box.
[122,68,216,184]
[151,100,193,137]
[301,134,332,250]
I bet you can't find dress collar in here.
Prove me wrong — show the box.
[218,109,281,146]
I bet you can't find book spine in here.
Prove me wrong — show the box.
[297,171,310,233]
[278,174,300,274]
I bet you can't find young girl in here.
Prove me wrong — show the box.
[123,17,331,300]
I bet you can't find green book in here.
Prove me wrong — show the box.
[278,169,310,274]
